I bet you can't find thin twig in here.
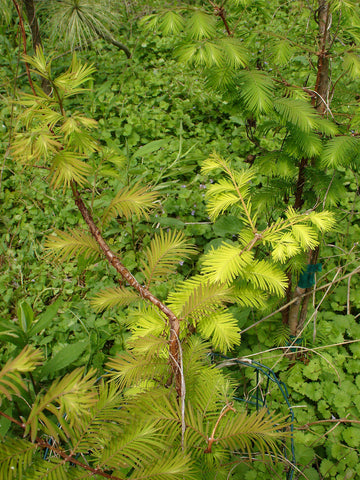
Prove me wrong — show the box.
[298,418,360,429]
[169,330,186,449]
[11,0,36,95]
[0,411,124,479]
[204,402,236,453]
[347,273,353,315]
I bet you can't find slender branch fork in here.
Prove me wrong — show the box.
[11,0,184,410]
[71,182,183,396]
[204,402,236,453]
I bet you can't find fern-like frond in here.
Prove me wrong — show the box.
[25,457,75,480]
[308,210,336,232]
[231,285,268,308]
[183,401,213,454]
[271,232,301,263]
[101,183,157,225]
[284,128,322,158]
[254,152,297,179]
[0,347,42,402]
[167,276,233,322]
[201,151,230,174]
[22,46,52,78]
[202,244,254,284]
[43,1,118,50]
[187,10,216,40]
[50,150,91,190]
[343,52,360,79]
[91,286,140,312]
[313,117,338,136]
[107,352,169,391]
[72,381,125,453]
[237,70,274,115]
[126,335,169,359]
[218,37,249,68]
[11,128,62,163]
[205,65,237,91]
[26,368,97,442]
[54,54,96,93]
[243,260,287,296]
[140,230,196,288]
[217,407,288,459]
[19,101,62,130]
[274,97,318,132]
[45,228,101,263]
[132,450,195,480]
[176,41,223,67]
[0,439,37,479]
[321,135,359,167]
[270,39,293,65]
[291,223,319,249]
[95,421,167,471]
[205,175,252,220]
[126,307,168,341]
[197,310,240,353]
[160,10,185,34]
[65,129,98,155]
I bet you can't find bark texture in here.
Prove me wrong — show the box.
[71,183,182,397]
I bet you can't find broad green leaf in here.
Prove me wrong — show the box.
[155,217,185,228]
[16,301,34,334]
[28,298,63,336]
[213,215,243,237]
[132,139,169,159]
[40,341,89,378]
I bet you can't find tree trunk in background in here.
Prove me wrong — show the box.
[314,0,331,114]
[22,0,51,93]
[22,0,41,50]
[286,0,331,337]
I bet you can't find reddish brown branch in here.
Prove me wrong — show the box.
[210,2,232,36]
[35,437,124,480]
[313,1,331,114]
[204,403,236,453]
[0,410,25,428]
[0,411,123,479]
[293,157,308,211]
[11,0,36,95]
[70,182,182,396]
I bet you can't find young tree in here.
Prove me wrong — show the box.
[0,33,335,478]
[141,0,360,338]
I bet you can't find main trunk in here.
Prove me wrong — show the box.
[286,1,331,336]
